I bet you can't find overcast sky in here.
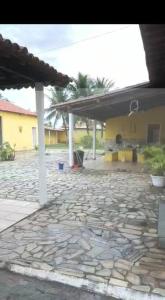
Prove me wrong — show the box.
[0,24,149,111]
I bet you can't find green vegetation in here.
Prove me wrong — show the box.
[45,87,69,137]
[146,155,165,176]
[143,145,165,176]
[35,145,39,151]
[45,73,114,136]
[0,142,15,161]
[142,145,165,159]
[79,135,103,149]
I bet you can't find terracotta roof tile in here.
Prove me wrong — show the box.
[0,99,37,116]
[0,34,72,90]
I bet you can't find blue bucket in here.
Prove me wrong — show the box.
[58,162,64,170]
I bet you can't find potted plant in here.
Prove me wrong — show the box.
[146,153,165,187]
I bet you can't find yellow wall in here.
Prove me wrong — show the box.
[45,130,67,145]
[44,129,105,145]
[45,129,105,145]
[58,131,67,143]
[105,106,165,145]
[73,129,105,144]
[0,111,37,151]
[45,129,58,145]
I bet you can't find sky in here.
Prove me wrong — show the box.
[0,24,149,112]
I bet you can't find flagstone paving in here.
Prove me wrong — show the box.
[0,151,165,298]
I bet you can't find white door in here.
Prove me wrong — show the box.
[32,127,37,148]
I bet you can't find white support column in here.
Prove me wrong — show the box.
[69,112,74,167]
[35,83,47,206]
[93,119,96,160]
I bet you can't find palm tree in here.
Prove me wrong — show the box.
[45,75,115,139]
[93,77,115,138]
[93,77,114,94]
[68,72,94,134]
[45,87,69,137]
[68,72,94,98]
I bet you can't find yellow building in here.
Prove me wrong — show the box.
[45,127,105,145]
[105,105,165,162]
[0,99,38,151]
[73,128,105,144]
[105,106,165,146]
[0,100,70,150]
[53,82,165,164]
[45,127,66,145]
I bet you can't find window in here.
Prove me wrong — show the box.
[147,124,160,144]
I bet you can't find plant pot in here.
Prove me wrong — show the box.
[151,175,165,187]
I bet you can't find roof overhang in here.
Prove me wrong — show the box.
[139,24,165,87]
[54,83,165,121]
[0,34,72,90]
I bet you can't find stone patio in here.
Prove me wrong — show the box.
[0,150,165,299]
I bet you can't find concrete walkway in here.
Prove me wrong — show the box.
[0,199,39,232]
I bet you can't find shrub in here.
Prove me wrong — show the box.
[143,145,165,176]
[146,154,165,176]
[142,145,163,159]
[80,135,100,149]
[0,142,15,161]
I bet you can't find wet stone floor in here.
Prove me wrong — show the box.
[0,151,165,297]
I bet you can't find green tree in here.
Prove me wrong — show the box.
[93,77,114,94]
[45,87,69,137]
[68,72,94,134]
[93,77,115,138]
[45,74,115,140]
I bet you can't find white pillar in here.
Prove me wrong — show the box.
[93,119,96,160]
[35,83,47,206]
[69,113,74,167]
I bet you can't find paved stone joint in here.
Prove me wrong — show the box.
[0,151,165,298]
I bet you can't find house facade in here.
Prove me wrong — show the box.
[45,127,66,145]
[105,105,165,150]
[45,128,105,145]
[0,100,37,151]
[73,128,105,144]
